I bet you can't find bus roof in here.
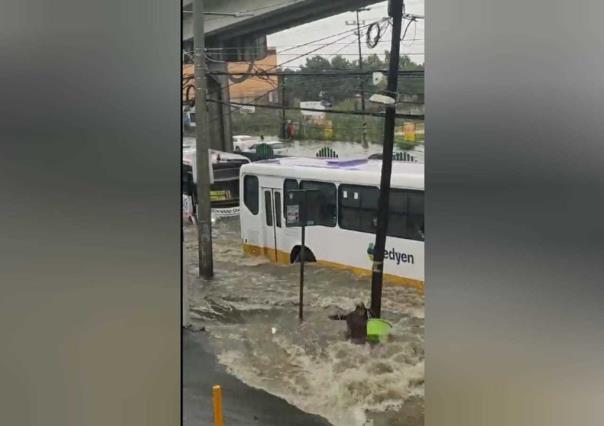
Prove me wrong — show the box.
[241,157,424,190]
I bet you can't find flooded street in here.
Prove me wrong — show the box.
[281,140,424,163]
[184,217,424,426]
[182,136,425,163]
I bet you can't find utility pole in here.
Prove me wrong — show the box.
[346,9,369,111]
[194,0,214,278]
[279,74,286,140]
[346,8,369,145]
[370,0,404,318]
[355,10,366,113]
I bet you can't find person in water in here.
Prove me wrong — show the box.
[329,302,369,344]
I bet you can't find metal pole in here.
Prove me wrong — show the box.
[194,0,214,278]
[280,74,286,140]
[370,0,404,318]
[212,385,224,426]
[355,10,366,113]
[183,262,190,327]
[356,10,368,147]
[299,225,305,321]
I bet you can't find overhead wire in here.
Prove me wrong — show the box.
[203,38,424,50]
[185,14,424,121]
[206,98,423,120]
[206,26,368,96]
[184,23,373,98]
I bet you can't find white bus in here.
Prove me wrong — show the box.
[239,157,424,290]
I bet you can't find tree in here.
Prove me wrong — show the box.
[292,53,425,100]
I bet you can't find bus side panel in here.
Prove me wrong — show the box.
[381,237,424,283]
[304,227,424,286]
[240,174,262,257]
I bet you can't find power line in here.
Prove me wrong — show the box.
[186,26,370,92]
[196,19,386,62]
[206,98,424,120]
[207,70,424,77]
[277,20,382,54]
[332,37,360,55]
[401,17,415,42]
[184,19,423,113]
[211,27,369,93]
[271,52,425,56]
[203,39,424,51]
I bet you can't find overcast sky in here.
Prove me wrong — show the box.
[266,0,424,68]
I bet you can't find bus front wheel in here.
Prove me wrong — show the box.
[291,246,316,264]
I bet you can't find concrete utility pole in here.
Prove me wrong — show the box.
[346,8,370,145]
[370,0,405,318]
[194,0,214,278]
[355,10,367,113]
[346,9,369,111]
[279,74,286,140]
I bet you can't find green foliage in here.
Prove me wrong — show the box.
[395,138,419,151]
[283,52,424,106]
[231,109,281,136]
[231,53,424,144]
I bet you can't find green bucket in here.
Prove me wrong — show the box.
[367,318,392,343]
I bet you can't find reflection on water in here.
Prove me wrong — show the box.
[185,218,424,426]
[279,140,423,163]
[182,137,425,163]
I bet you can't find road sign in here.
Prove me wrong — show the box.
[284,188,321,321]
[284,189,321,227]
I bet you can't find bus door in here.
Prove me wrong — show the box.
[261,187,283,262]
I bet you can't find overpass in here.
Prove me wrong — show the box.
[183,0,377,53]
[183,0,385,152]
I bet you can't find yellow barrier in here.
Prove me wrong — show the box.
[213,385,224,426]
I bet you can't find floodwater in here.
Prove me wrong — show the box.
[182,136,425,163]
[282,140,424,163]
[184,217,424,426]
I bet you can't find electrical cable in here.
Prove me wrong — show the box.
[207,98,424,120]
[401,17,416,42]
[366,21,382,48]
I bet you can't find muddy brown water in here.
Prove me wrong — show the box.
[184,217,424,426]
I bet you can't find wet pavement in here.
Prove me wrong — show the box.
[183,217,424,426]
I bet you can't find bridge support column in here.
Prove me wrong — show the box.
[207,62,233,152]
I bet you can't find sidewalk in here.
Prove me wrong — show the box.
[183,329,332,426]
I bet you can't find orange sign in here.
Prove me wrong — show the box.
[403,122,416,142]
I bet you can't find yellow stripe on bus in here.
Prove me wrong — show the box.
[242,243,424,293]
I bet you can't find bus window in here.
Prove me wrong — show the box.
[407,191,424,241]
[387,189,408,239]
[284,178,298,193]
[300,180,337,227]
[264,191,273,226]
[387,189,424,241]
[283,180,297,225]
[339,184,378,233]
[244,175,259,215]
[275,192,282,227]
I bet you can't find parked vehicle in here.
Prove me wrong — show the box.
[183,148,250,208]
[232,135,260,152]
[245,140,288,155]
